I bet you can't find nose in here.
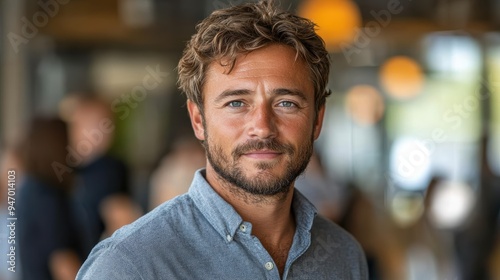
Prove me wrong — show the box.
[247,103,277,139]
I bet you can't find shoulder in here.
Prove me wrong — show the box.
[76,239,143,280]
[107,192,196,245]
[312,215,353,237]
[77,193,198,278]
[289,215,368,279]
[311,215,365,254]
[313,216,368,271]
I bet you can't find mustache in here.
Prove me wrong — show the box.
[232,139,294,158]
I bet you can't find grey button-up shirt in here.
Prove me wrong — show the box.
[77,169,368,279]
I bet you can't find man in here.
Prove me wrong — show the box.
[77,1,368,279]
[61,94,129,257]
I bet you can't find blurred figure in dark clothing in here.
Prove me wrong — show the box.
[61,93,129,257]
[454,136,500,280]
[18,117,82,280]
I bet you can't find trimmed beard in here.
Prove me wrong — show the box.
[203,132,314,197]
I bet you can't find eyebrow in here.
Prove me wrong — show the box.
[272,88,307,101]
[214,89,251,103]
[214,88,307,103]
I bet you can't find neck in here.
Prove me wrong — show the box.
[205,165,296,275]
[228,185,295,241]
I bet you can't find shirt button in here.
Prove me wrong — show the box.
[239,224,247,232]
[265,262,274,271]
[226,235,233,242]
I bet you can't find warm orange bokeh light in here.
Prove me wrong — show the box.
[299,0,362,52]
[380,56,424,99]
[345,85,385,125]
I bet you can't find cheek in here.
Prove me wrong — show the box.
[291,127,312,146]
[280,117,314,138]
[205,115,241,144]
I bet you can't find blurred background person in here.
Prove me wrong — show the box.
[60,93,131,258]
[148,136,205,210]
[17,117,82,280]
[99,193,142,239]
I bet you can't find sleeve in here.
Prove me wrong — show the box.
[76,242,143,280]
[354,240,369,280]
[343,225,369,280]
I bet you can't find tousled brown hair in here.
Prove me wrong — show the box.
[20,117,73,191]
[177,0,331,114]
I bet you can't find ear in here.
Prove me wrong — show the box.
[187,100,205,141]
[313,104,326,140]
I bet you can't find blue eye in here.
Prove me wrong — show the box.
[278,101,296,107]
[228,101,244,107]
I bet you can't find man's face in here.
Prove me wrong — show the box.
[188,44,325,196]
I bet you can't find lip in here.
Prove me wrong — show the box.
[243,150,282,159]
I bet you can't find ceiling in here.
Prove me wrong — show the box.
[19,0,499,51]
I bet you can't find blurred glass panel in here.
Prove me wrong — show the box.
[386,33,483,190]
[425,33,482,79]
[318,92,384,191]
[387,77,482,140]
[485,33,500,175]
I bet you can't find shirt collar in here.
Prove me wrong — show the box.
[188,169,317,242]
[189,169,243,242]
[292,187,318,232]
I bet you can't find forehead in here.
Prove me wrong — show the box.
[203,44,313,94]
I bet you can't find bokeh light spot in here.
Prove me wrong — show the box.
[299,0,362,52]
[380,56,424,99]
